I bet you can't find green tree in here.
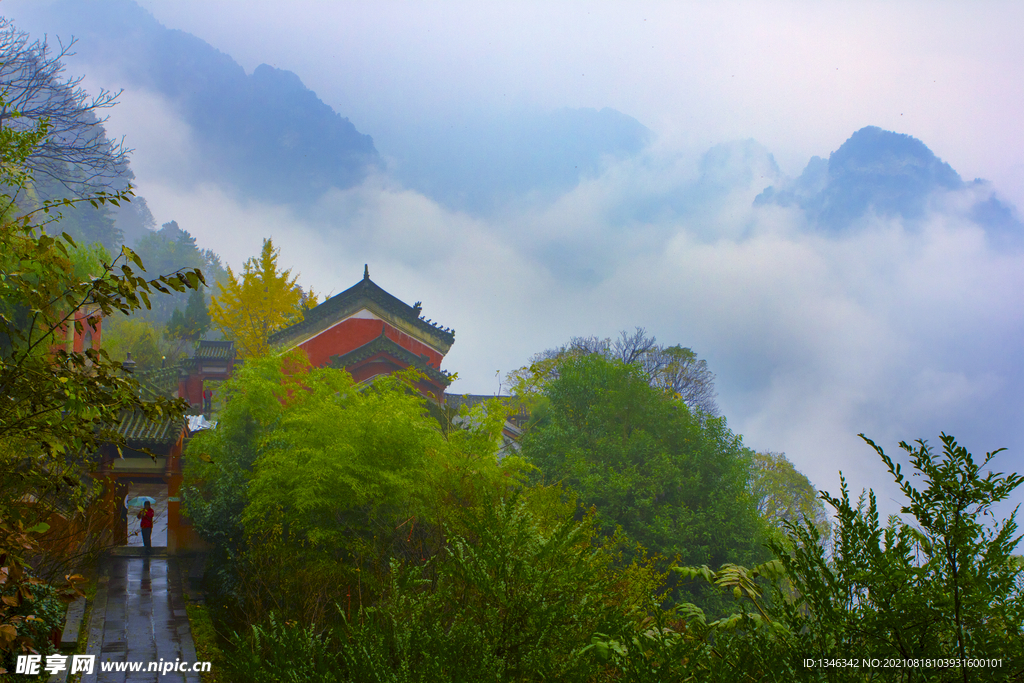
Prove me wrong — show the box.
[180,352,294,615]
[165,287,211,353]
[238,359,450,616]
[100,316,164,370]
[0,104,204,670]
[861,434,1024,675]
[749,450,829,543]
[32,171,122,250]
[209,238,316,359]
[228,493,638,683]
[337,497,618,683]
[133,221,227,323]
[518,353,766,594]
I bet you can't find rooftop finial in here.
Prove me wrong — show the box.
[363,264,369,280]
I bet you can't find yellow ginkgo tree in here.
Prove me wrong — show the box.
[209,238,317,358]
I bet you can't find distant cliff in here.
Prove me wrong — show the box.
[16,0,379,205]
[756,126,1019,234]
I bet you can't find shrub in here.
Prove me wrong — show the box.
[276,494,626,683]
[0,582,65,674]
[657,433,1024,682]
[229,613,337,683]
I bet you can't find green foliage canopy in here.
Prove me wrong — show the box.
[166,288,211,346]
[100,317,163,369]
[183,352,529,625]
[133,221,227,324]
[518,353,766,577]
[241,363,446,553]
[749,450,830,543]
[654,433,1024,682]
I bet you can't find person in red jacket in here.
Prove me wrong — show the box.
[137,501,155,553]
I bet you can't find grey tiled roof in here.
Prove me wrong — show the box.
[134,367,180,400]
[328,333,453,386]
[269,271,455,349]
[193,340,235,360]
[114,410,186,445]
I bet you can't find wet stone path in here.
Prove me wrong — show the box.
[81,554,201,683]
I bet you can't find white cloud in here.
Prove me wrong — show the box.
[83,80,201,185]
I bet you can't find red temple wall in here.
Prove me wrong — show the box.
[348,354,445,400]
[385,325,445,368]
[348,357,403,383]
[72,310,102,354]
[298,318,444,369]
[180,374,204,407]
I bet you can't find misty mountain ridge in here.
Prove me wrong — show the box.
[755,126,1020,235]
[5,1,1020,244]
[11,0,379,205]
[11,0,654,216]
[387,106,653,215]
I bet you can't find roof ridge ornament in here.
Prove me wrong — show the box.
[363,264,369,280]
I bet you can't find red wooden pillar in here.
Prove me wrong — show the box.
[165,430,185,553]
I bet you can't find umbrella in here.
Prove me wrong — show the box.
[126,496,156,507]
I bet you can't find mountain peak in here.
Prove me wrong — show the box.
[828,126,961,190]
[756,126,965,228]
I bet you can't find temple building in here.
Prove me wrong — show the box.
[267,265,455,399]
[177,340,237,409]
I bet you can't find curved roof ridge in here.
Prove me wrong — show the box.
[268,272,455,348]
[327,334,453,386]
